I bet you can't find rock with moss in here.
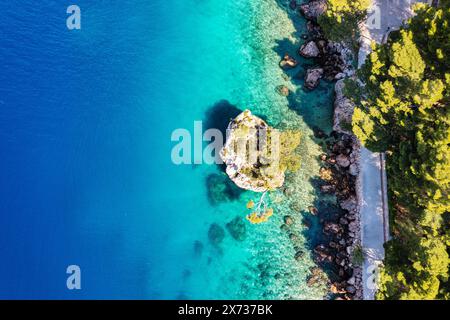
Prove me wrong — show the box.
[220,110,285,192]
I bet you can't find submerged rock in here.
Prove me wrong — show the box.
[319,167,333,181]
[226,216,246,241]
[276,85,290,97]
[220,110,285,192]
[284,215,294,226]
[208,223,225,245]
[279,54,298,69]
[295,250,304,261]
[308,206,318,215]
[194,240,203,257]
[340,196,357,212]
[307,267,327,287]
[324,222,343,235]
[289,0,297,10]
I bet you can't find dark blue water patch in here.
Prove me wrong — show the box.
[206,173,244,206]
[203,100,242,136]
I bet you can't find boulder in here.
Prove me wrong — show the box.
[306,21,323,39]
[284,215,294,226]
[307,267,326,287]
[349,163,359,176]
[299,41,320,58]
[314,244,332,262]
[330,283,346,294]
[336,154,350,168]
[193,241,203,257]
[295,250,304,261]
[289,233,299,242]
[312,126,327,139]
[324,222,343,234]
[321,184,335,193]
[348,221,359,233]
[302,218,312,229]
[304,67,324,90]
[346,285,357,295]
[299,0,328,21]
[220,110,285,192]
[279,54,298,69]
[340,196,357,212]
[333,78,355,134]
[308,206,318,215]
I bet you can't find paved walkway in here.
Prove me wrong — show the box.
[358,0,426,300]
[360,148,388,299]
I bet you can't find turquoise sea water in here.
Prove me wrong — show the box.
[0,1,335,298]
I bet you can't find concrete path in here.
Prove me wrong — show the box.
[360,148,388,299]
[358,0,426,299]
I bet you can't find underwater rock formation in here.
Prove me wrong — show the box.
[226,216,246,241]
[206,173,242,205]
[193,240,203,257]
[276,85,290,97]
[208,223,225,245]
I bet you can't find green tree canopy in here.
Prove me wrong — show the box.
[348,2,450,300]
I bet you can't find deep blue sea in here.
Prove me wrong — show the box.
[0,1,335,299]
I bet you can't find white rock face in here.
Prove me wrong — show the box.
[220,110,285,192]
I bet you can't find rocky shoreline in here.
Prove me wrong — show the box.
[287,0,363,299]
